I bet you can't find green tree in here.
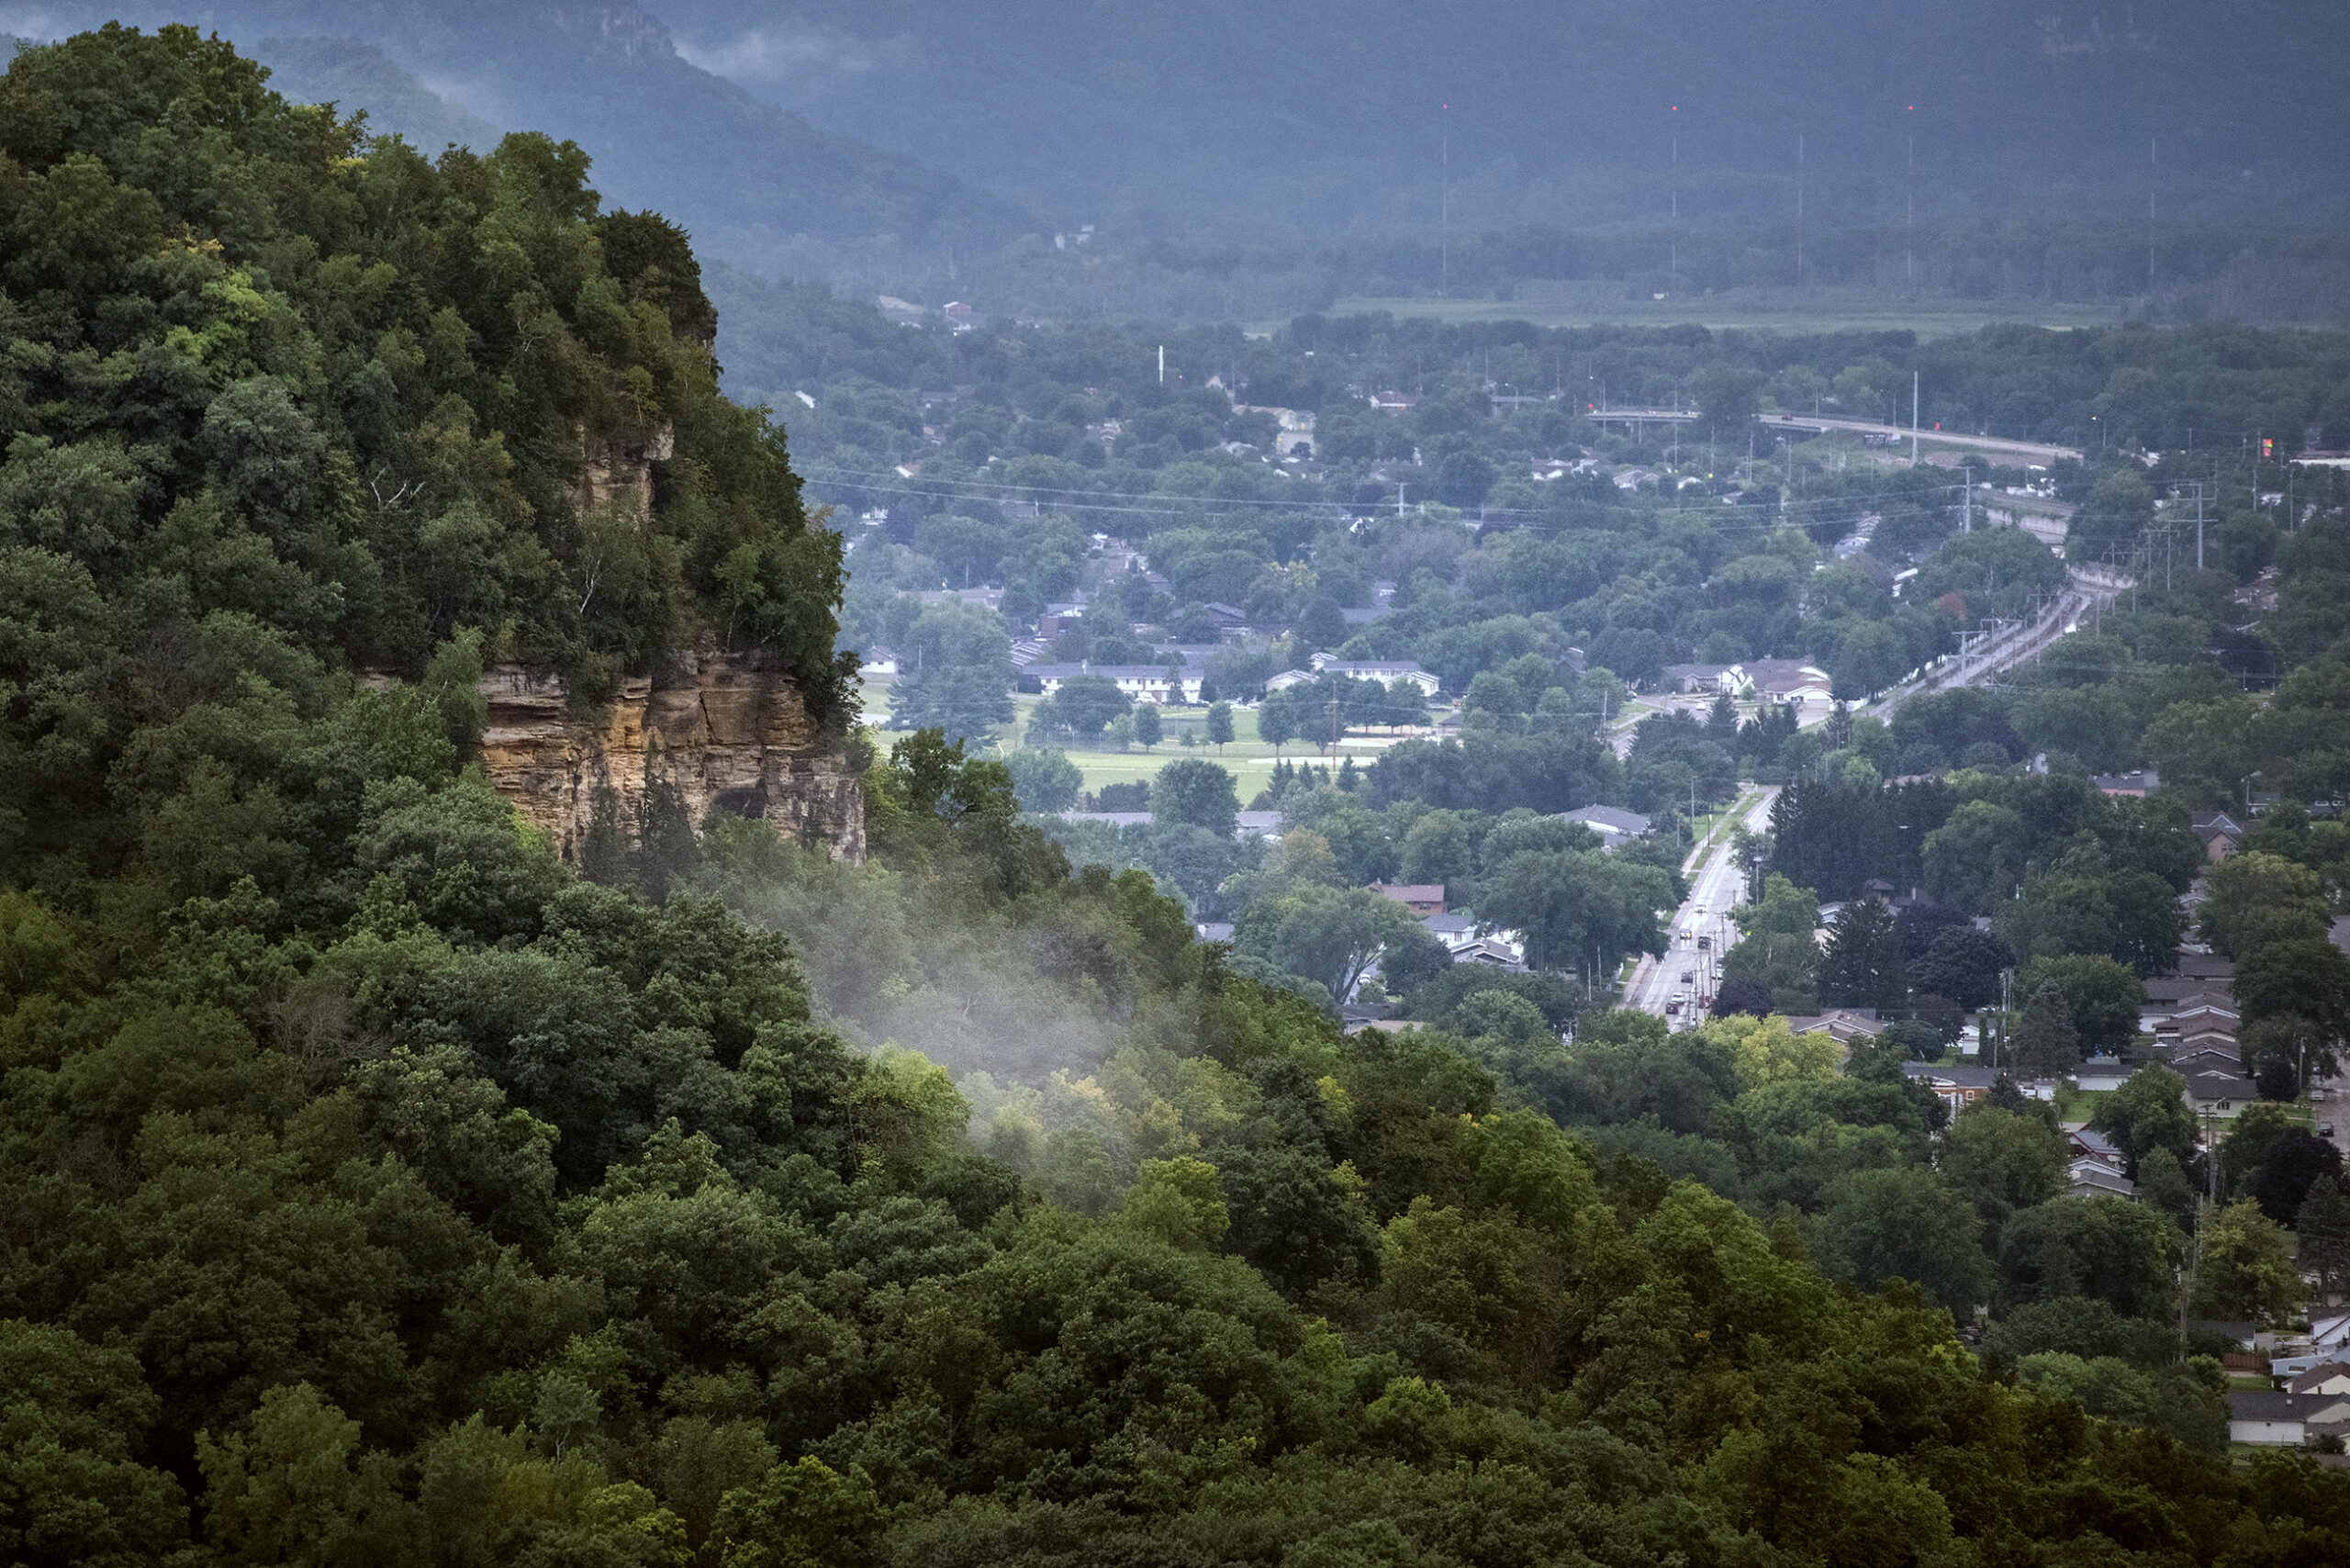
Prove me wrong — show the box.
[1476,847,1673,976]
[1002,748,1083,812]
[2218,1102,2305,1200]
[1120,1156,1233,1251]
[2297,1174,2350,1304]
[1813,1166,1994,1314]
[2199,851,2332,958]
[1154,758,1237,837]
[1031,676,1130,742]
[1921,801,2027,912]
[1997,1197,2182,1319]
[1912,926,2014,1013]
[2016,954,2142,1057]
[2091,1064,2198,1178]
[1235,883,1424,1001]
[0,1321,191,1564]
[1205,700,1235,751]
[1132,700,1163,751]
[2188,1200,2304,1327]
[2065,468,2156,564]
[1941,1103,2068,1241]
[713,1459,883,1568]
[1818,898,1904,1011]
[1257,689,1299,756]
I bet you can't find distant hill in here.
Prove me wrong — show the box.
[651,0,2350,234]
[248,36,506,152]
[1,2,1030,263]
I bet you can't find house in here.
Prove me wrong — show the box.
[1027,663,1202,704]
[861,646,901,677]
[2192,810,2247,862]
[1423,912,1479,955]
[2174,950,2237,983]
[1787,1010,1886,1047]
[1305,656,1442,696]
[2309,1310,2350,1352]
[2065,1125,2128,1168]
[1561,805,1654,844]
[1058,811,1152,829]
[2165,1043,2244,1078]
[1727,659,1835,708]
[1193,922,1236,945]
[2229,1390,2350,1445]
[1235,811,1283,842]
[1455,936,1528,969]
[1036,601,1089,638]
[1903,1060,2057,1112]
[2090,769,2161,797]
[1263,668,1319,693]
[1661,662,1740,695]
[1341,606,1392,626]
[2070,1057,2134,1092]
[2186,1070,2260,1116]
[2069,1159,2138,1200]
[2287,1362,2350,1397]
[1371,882,1447,915]
[1203,602,1249,631]
[1368,391,1418,413]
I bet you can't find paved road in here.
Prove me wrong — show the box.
[1762,412,2084,465]
[1863,565,2127,720]
[1617,562,2131,1022]
[1622,787,1778,1023]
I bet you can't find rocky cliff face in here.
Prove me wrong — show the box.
[477,648,865,863]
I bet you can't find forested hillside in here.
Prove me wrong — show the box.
[10,27,2350,1567]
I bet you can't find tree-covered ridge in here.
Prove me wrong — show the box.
[0,19,853,734]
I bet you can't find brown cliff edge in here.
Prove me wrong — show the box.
[476,649,865,864]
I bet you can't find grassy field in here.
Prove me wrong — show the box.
[862,679,1425,801]
[1285,286,2130,339]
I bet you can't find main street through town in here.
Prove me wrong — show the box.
[1621,786,1779,1021]
[1619,561,2130,1025]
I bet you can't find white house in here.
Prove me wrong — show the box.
[1027,662,1203,704]
[1561,805,1653,845]
[1304,655,1442,696]
[2230,1390,2350,1445]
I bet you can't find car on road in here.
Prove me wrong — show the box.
[1664,1001,1682,1015]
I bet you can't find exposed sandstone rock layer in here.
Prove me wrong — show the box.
[477,650,864,863]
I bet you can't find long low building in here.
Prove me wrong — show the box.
[1027,663,1202,704]
[2230,1390,2350,1445]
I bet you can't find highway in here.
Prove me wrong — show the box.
[1621,787,1778,1024]
[1583,407,2083,465]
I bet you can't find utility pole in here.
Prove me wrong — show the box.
[1961,465,1973,532]
[1911,371,1920,467]
[2195,480,2206,570]
[1158,345,1164,385]
[1439,103,1449,299]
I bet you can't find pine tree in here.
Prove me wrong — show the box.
[2297,1173,2350,1305]
[1819,897,1905,1011]
[2009,981,2081,1078]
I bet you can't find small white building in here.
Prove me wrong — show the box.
[2230,1391,2350,1445]
[1304,655,1442,696]
[1028,662,1203,704]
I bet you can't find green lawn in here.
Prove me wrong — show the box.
[863,679,1427,802]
